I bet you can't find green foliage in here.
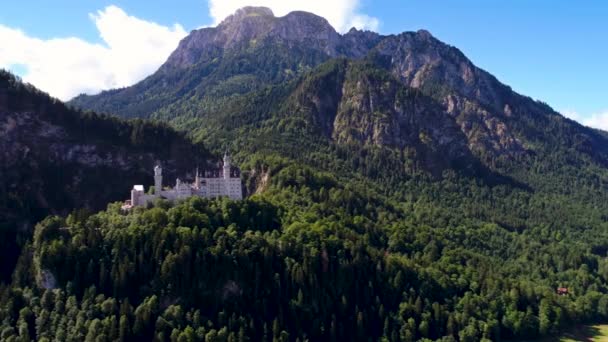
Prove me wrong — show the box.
[3,145,608,340]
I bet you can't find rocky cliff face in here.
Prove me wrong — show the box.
[281,60,472,172]
[0,104,209,221]
[369,31,528,156]
[163,7,341,70]
[373,30,504,108]
[1,110,150,212]
[333,65,468,157]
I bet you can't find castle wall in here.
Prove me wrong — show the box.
[200,177,242,200]
[133,193,160,207]
[226,178,242,200]
[205,178,225,198]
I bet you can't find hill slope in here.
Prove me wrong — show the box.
[0,70,214,281]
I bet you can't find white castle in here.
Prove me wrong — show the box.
[124,153,242,209]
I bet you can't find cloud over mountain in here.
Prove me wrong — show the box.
[0,5,186,101]
[563,109,608,131]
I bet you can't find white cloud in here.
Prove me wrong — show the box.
[208,0,380,32]
[0,5,187,101]
[562,109,582,121]
[584,111,608,131]
[562,109,608,131]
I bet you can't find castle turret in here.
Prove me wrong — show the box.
[154,164,162,195]
[223,152,231,179]
[194,167,201,189]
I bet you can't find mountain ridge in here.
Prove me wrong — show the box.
[70,7,608,170]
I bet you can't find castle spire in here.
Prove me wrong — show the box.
[223,151,231,179]
[195,166,201,189]
[154,163,162,195]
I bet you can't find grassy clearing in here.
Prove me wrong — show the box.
[540,325,608,341]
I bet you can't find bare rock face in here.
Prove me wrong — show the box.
[333,68,472,171]
[37,269,57,290]
[284,60,473,172]
[0,111,148,169]
[163,7,385,71]
[446,97,525,156]
[333,73,462,150]
[340,28,383,58]
[224,6,275,21]
[369,31,529,157]
[163,7,342,70]
[373,31,505,112]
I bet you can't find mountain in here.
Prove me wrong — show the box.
[0,70,215,281]
[4,7,608,342]
[71,7,608,168]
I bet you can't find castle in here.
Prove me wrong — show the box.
[124,153,242,209]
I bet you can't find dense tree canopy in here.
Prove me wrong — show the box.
[2,147,608,341]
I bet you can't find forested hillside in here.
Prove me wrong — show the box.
[3,6,608,342]
[3,156,608,341]
[0,70,213,282]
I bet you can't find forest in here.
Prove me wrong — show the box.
[2,148,608,341]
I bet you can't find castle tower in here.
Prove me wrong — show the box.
[194,167,201,189]
[223,152,231,179]
[154,164,162,195]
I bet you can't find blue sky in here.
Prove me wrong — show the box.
[1,1,606,127]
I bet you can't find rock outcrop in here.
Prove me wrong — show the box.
[163,7,342,70]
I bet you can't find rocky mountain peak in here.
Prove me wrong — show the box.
[225,6,275,21]
[162,7,342,69]
[415,29,434,40]
[218,6,276,28]
[217,7,340,49]
[282,10,334,27]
